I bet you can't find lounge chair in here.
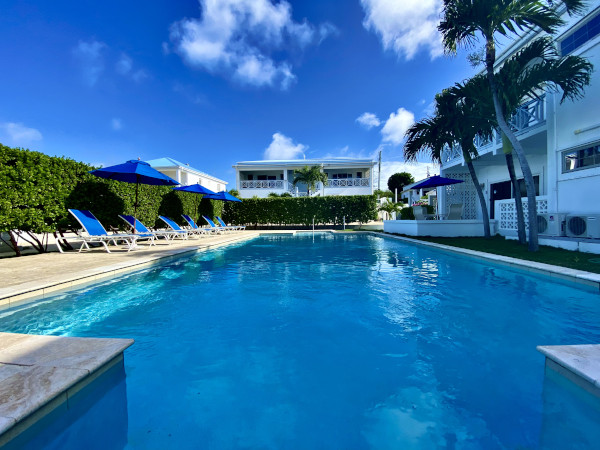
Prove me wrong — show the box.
[202,216,228,233]
[157,216,190,239]
[68,209,142,253]
[181,214,214,235]
[216,216,245,231]
[119,215,181,242]
[412,206,432,220]
[446,203,463,220]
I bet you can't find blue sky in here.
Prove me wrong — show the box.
[0,0,476,187]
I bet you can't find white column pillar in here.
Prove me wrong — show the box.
[283,168,288,193]
[236,170,241,192]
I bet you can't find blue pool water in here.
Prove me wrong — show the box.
[2,233,600,448]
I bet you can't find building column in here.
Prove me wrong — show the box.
[283,168,288,192]
[236,170,241,192]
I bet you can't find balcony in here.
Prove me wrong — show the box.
[239,178,371,197]
[442,95,546,166]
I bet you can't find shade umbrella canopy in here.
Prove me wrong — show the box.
[172,183,216,196]
[173,183,217,222]
[89,160,179,185]
[411,175,464,190]
[89,160,179,233]
[204,191,242,202]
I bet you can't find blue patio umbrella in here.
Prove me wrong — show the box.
[410,175,463,216]
[173,183,217,221]
[411,175,464,190]
[204,191,242,202]
[89,160,179,233]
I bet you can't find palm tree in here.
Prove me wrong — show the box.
[404,90,495,237]
[449,37,592,244]
[439,0,587,251]
[292,165,328,197]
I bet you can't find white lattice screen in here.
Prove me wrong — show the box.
[498,196,548,231]
[443,173,478,219]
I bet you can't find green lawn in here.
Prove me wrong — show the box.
[386,234,600,274]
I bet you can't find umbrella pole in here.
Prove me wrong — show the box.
[133,179,139,234]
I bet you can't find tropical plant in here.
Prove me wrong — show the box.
[292,165,328,197]
[228,189,240,198]
[449,37,592,244]
[404,89,495,237]
[439,0,587,251]
[387,172,414,198]
[378,200,401,217]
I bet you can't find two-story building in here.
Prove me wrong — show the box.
[437,2,600,241]
[233,159,376,198]
[146,157,227,193]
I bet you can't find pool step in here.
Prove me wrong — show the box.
[537,344,600,397]
[0,332,133,444]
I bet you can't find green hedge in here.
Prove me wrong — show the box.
[0,145,222,254]
[222,195,377,226]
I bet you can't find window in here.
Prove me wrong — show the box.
[332,173,352,179]
[356,172,362,178]
[562,144,600,172]
[257,175,267,180]
[247,174,254,180]
[560,13,600,55]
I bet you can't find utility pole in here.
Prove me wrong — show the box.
[377,150,382,191]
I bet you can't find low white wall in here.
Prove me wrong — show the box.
[383,220,498,237]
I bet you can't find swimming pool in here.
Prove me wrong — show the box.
[2,233,600,448]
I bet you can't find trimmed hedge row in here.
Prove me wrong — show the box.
[0,145,222,254]
[222,195,377,226]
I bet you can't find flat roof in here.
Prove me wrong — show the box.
[146,157,227,184]
[233,158,376,169]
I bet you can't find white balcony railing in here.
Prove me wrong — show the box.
[442,95,546,165]
[325,178,370,188]
[241,180,284,189]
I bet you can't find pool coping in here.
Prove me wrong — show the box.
[0,232,260,310]
[537,344,600,398]
[0,332,134,443]
[370,231,600,290]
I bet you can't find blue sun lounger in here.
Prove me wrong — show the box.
[69,209,143,253]
[157,216,190,239]
[202,216,228,233]
[119,215,181,243]
[216,216,245,231]
[181,215,215,235]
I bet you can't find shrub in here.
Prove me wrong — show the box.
[0,145,224,255]
[222,195,377,227]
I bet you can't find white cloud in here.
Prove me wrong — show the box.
[169,0,335,89]
[263,132,306,159]
[381,107,415,145]
[73,39,106,86]
[356,112,381,129]
[0,122,42,145]
[111,118,122,131]
[360,0,443,60]
[116,53,148,82]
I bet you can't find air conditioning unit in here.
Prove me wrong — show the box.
[537,213,567,236]
[566,215,600,239]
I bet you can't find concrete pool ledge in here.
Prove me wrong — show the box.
[537,344,600,397]
[374,232,600,289]
[0,332,133,443]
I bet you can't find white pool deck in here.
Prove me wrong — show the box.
[0,230,599,443]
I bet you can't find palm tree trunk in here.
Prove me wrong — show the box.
[485,38,538,251]
[505,153,527,245]
[464,154,490,238]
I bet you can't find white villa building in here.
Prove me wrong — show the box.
[233,159,377,198]
[432,3,600,243]
[146,157,227,193]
